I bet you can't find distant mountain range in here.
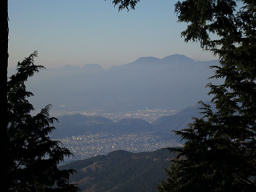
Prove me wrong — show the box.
[52,104,200,139]
[62,148,176,192]
[27,54,218,113]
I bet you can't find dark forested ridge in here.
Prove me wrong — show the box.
[62,148,176,192]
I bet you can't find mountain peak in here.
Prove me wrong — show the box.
[133,56,160,64]
[131,54,195,65]
[161,54,195,64]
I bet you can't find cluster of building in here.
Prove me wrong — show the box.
[59,133,179,160]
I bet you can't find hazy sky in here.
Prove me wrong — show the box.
[9,0,215,68]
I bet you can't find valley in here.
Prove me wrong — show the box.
[54,105,199,160]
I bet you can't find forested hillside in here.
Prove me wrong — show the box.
[62,149,176,192]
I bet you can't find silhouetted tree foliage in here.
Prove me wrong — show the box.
[8,52,78,192]
[111,0,256,191]
[0,0,9,190]
[111,0,140,10]
[158,1,256,191]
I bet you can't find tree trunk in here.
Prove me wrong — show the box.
[0,0,9,191]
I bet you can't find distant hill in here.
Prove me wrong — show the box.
[52,104,200,138]
[52,104,201,160]
[152,104,200,134]
[52,115,114,137]
[129,54,196,65]
[62,148,176,192]
[28,54,218,113]
[52,115,153,138]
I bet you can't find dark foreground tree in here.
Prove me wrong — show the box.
[0,0,9,190]
[158,1,256,191]
[111,0,256,191]
[111,0,140,10]
[8,53,78,192]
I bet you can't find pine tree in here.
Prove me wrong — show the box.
[8,53,78,192]
[158,0,256,191]
[111,0,256,191]
[111,0,140,10]
[0,0,9,190]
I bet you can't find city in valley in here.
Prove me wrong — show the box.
[59,133,180,160]
[55,108,183,160]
